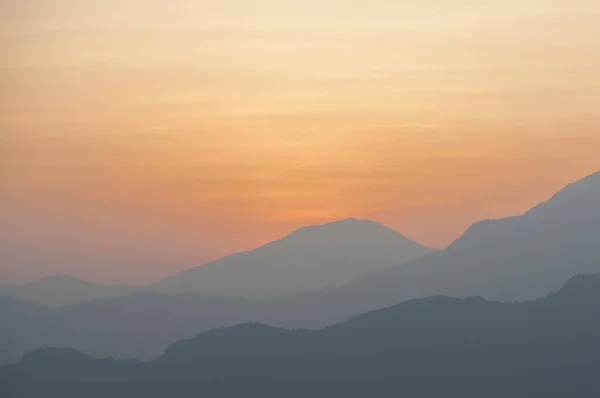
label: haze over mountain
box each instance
[153,218,432,298]
[0,219,430,363]
[1,171,598,365]
[0,296,51,366]
[159,274,600,377]
[4,1,600,395]
[4,274,600,397]
[0,276,140,308]
[0,291,257,363]
[284,170,600,323]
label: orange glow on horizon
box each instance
[1,0,600,284]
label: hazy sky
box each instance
[2,0,600,284]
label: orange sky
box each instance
[1,0,600,284]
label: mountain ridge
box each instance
[5,273,600,392]
[0,276,140,308]
[153,218,432,298]
[341,170,600,302]
[1,171,598,366]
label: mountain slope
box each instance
[5,274,600,394]
[0,296,52,364]
[166,274,600,365]
[2,172,598,365]
[0,276,140,308]
[0,292,265,363]
[153,218,432,298]
[305,171,600,314]
[232,170,600,330]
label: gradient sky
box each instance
[1,0,600,285]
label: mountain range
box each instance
[0,276,139,308]
[4,274,600,397]
[153,217,432,297]
[0,171,599,367]
[295,170,600,319]
[1,219,431,305]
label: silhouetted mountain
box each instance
[294,170,600,319]
[160,273,600,370]
[0,296,52,364]
[0,291,261,363]
[4,274,600,397]
[1,172,598,367]
[153,218,432,297]
[0,276,140,308]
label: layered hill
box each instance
[1,172,599,365]
[294,170,600,321]
[153,218,432,297]
[4,274,600,398]
[0,276,139,308]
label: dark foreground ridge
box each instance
[3,274,600,397]
[2,171,599,366]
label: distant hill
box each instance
[0,291,259,363]
[153,218,432,298]
[0,296,51,364]
[1,171,598,366]
[161,274,600,372]
[0,276,140,308]
[284,170,600,322]
[4,274,600,397]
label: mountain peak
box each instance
[331,217,369,224]
[285,218,406,241]
[295,217,377,229]
[20,347,91,365]
[29,275,97,287]
[154,218,432,298]
[2,276,138,308]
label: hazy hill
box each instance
[287,170,600,321]
[0,291,261,363]
[1,172,598,366]
[0,296,51,364]
[153,218,432,298]
[0,276,140,308]
[4,274,600,398]
[161,274,600,371]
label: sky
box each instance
[1,0,600,285]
